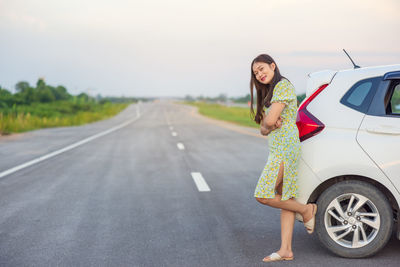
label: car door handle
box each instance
[366,125,400,135]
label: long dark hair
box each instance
[250,54,287,124]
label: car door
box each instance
[357,73,400,191]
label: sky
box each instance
[0,0,399,97]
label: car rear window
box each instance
[340,77,380,114]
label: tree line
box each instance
[0,78,140,109]
[0,79,93,108]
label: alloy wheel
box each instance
[324,193,380,248]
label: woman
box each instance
[250,54,317,262]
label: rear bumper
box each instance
[296,157,321,204]
[294,157,321,222]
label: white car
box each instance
[295,63,400,258]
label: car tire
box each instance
[315,180,393,258]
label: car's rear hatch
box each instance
[305,70,337,98]
[296,70,337,142]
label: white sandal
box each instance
[304,203,317,234]
[263,252,294,262]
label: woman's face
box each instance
[252,62,275,84]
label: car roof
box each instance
[337,64,400,76]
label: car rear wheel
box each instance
[315,180,393,258]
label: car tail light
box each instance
[296,84,328,142]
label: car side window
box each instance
[387,82,400,115]
[347,82,372,106]
[340,77,380,114]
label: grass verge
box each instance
[183,101,258,128]
[0,101,130,135]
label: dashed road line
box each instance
[169,126,174,131]
[177,143,185,150]
[191,172,211,192]
[171,132,177,137]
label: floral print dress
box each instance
[254,79,301,201]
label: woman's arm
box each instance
[260,102,285,135]
[264,102,285,127]
[260,115,282,135]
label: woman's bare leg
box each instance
[262,183,296,261]
[257,194,313,221]
[279,207,295,256]
[258,161,314,261]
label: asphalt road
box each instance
[0,101,399,266]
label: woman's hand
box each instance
[275,116,283,129]
[260,115,283,136]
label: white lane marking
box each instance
[177,143,185,150]
[171,132,177,137]
[0,105,141,179]
[169,126,174,131]
[191,172,211,192]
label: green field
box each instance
[184,102,259,128]
[0,79,136,135]
[0,101,130,135]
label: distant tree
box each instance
[14,81,38,104]
[36,79,45,89]
[38,89,55,102]
[77,92,89,102]
[0,87,12,97]
[52,85,70,100]
[15,81,31,93]
[26,87,39,103]
[36,78,55,102]
[0,87,13,108]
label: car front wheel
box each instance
[315,180,393,258]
